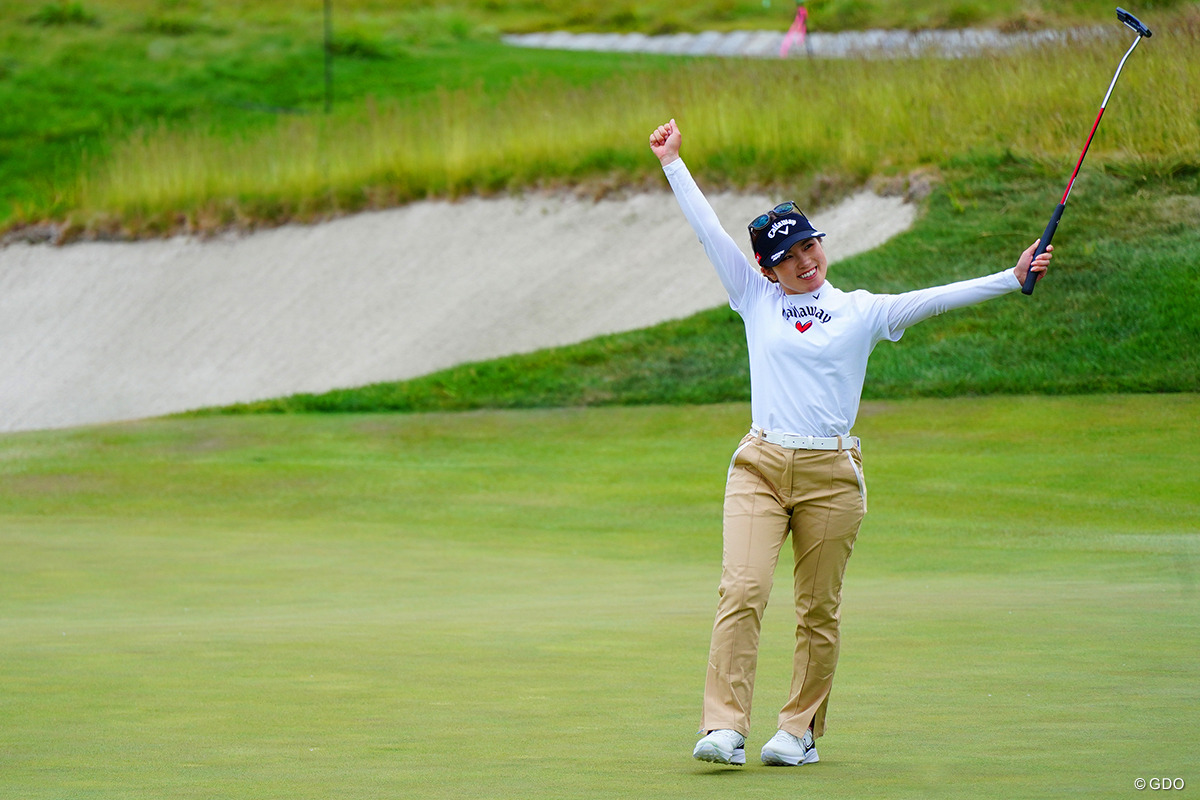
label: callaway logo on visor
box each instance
[767,220,795,239]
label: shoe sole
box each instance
[760,747,819,767]
[693,743,746,766]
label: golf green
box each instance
[2,396,1195,798]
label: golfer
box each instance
[648,119,1051,767]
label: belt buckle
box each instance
[783,433,810,449]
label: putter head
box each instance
[1116,7,1153,38]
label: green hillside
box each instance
[207,158,1200,415]
[3,1,1197,405]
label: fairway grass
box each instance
[2,396,1196,798]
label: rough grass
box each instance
[3,2,1197,235]
[71,15,1200,237]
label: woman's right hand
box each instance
[649,119,681,166]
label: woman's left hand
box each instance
[1014,239,1053,286]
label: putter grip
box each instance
[1022,203,1064,295]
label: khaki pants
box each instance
[700,432,867,740]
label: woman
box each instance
[647,119,1050,768]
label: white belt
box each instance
[751,425,859,451]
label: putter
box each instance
[1022,7,1153,295]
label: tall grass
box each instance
[76,12,1200,235]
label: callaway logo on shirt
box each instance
[782,302,832,334]
[783,304,831,324]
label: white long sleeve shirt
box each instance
[664,159,1021,437]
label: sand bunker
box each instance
[0,189,915,433]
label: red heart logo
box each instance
[795,321,813,333]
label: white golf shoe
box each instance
[692,729,746,765]
[760,728,820,766]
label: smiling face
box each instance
[761,237,828,295]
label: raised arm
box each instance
[649,119,759,308]
[882,240,1054,337]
